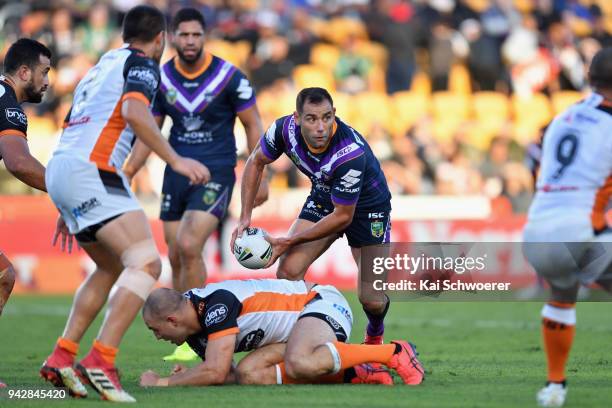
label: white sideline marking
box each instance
[386,316,612,333]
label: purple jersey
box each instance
[153,55,256,167]
[260,115,391,212]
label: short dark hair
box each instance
[3,38,52,74]
[296,87,334,113]
[122,5,166,43]
[143,288,185,319]
[172,8,206,32]
[589,47,612,90]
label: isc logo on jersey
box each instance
[205,303,228,327]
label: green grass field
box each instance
[1,294,611,407]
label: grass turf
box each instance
[1,294,611,407]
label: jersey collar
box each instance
[303,120,338,154]
[174,52,213,80]
[0,75,17,92]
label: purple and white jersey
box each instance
[261,115,391,212]
[153,54,256,167]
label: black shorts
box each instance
[160,165,235,222]
[298,195,392,248]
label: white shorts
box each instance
[46,155,141,235]
[523,220,612,288]
[299,285,353,342]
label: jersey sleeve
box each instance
[201,289,241,341]
[226,69,256,113]
[151,91,166,118]
[259,119,285,161]
[122,52,161,107]
[331,152,366,206]
[0,92,27,139]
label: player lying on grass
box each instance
[139,279,424,387]
[143,342,391,386]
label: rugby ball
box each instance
[233,227,273,269]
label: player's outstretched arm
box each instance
[231,145,274,250]
[264,202,355,268]
[238,105,269,207]
[122,98,210,185]
[0,134,46,191]
[140,334,236,387]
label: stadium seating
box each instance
[511,93,552,130]
[472,91,510,135]
[293,64,336,92]
[448,64,472,95]
[551,91,585,115]
[310,43,341,71]
[351,91,393,134]
[391,91,431,137]
[432,91,472,125]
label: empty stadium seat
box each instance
[511,93,552,129]
[432,91,471,124]
[448,64,472,95]
[390,91,431,136]
[310,43,341,71]
[351,91,392,134]
[292,64,336,91]
[472,91,510,134]
[551,91,584,115]
[410,71,432,95]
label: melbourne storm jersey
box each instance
[0,76,28,161]
[184,279,319,358]
[152,54,256,167]
[260,115,392,212]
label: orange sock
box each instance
[541,302,576,383]
[93,340,118,366]
[327,341,396,372]
[275,362,346,384]
[57,337,79,357]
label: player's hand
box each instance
[230,218,250,253]
[263,235,291,268]
[52,215,76,253]
[140,370,164,387]
[171,157,210,185]
[254,178,269,208]
[171,364,187,375]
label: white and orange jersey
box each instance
[53,46,160,172]
[184,279,324,355]
[526,93,612,239]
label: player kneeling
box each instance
[139,279,424,387]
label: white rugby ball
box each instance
[233,227,273,269]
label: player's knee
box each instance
[167,245,181,271]
[0,264,16,291]
[359,297,387,314]
[143,257,162,280]
[284,354,312,379]
[276,265,303,281]
[176,235,201,261]
[117,240,161,299]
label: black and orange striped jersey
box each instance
[0,76,28,161]
[184,279,319,358]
